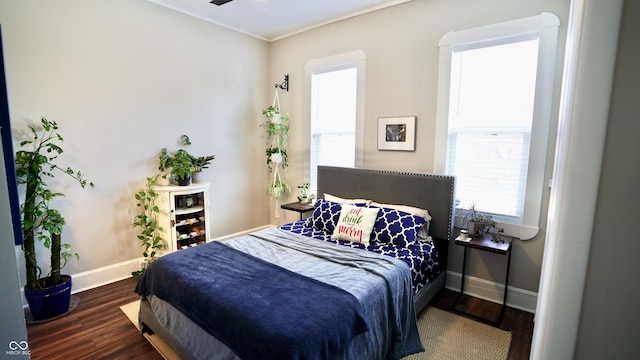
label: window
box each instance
[448,38,538,219]
[434,13,560,239]
[305,51,366,193]
[310,68,357,183]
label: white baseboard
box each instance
[446,270,538,314]
[71,259,141,294]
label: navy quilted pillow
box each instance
[305,199,343,234]
[370,206,427,247]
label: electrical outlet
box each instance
[138,260,147,272]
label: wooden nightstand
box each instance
[280,201,315,220]
[451,231,514,326]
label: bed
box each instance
[135,166,455,360]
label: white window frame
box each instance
[434,13,560,240]
[304,50,366,193]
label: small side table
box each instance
[280,201,315,220]
[451,232,514,326]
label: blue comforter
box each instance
[137,227,424,359]
[135,239,369,360]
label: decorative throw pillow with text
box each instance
[330,204,379,246]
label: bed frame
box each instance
[138,166,455,359]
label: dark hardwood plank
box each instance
[26,278,533,359]
[26,277,162,360]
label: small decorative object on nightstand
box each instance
[280,201,314,220]
[451,231,515,326]
[296,182,315,203]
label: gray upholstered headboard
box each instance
[316,166,456,244]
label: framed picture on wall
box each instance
[377,116,416,151]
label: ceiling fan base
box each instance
[210,0,233,5]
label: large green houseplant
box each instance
[15,117,94,320]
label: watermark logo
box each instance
[6,341,30,356]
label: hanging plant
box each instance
[266,171,291,199]
[265,146,288,171]
[261,92,290,199]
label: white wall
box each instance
[0,0,270,290]
[575,0,640,357]
[269,0,570,294]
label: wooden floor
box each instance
[26,277,534,359]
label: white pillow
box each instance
[324,193,371,205]
[370,201,431,239]
[331,204,379,246]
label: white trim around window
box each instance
[434,13,560,240]
[304,50,366,190]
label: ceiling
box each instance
[147,0,413,42]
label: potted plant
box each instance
[15,117,94,320]
[261,105,290,199]
[170,148,193,186]
[191,154,216,183]
[158,135,215,186]
[296,182,314,203]
[132,174,166,278]
[159,135,193,186]
[262,105,285,124]
[467,204,505,242]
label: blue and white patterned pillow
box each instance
[305,199,343,233]
[370,206,427,247]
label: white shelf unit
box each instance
[154,182,210,253]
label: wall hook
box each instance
[275,74,289,92]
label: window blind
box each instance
[446,39,539,219]
[309,68,357,192]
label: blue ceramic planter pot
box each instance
[25,275,72,321]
